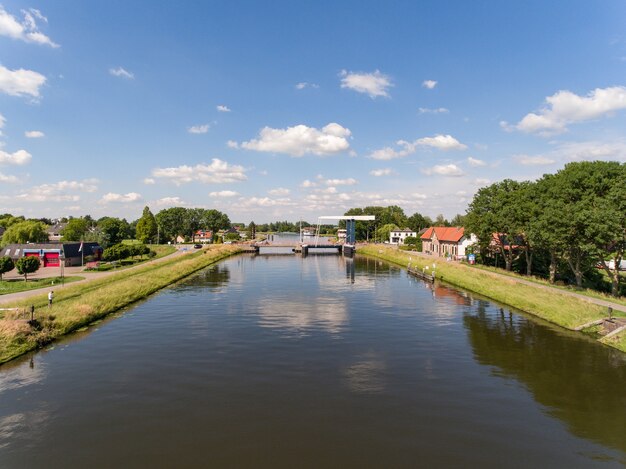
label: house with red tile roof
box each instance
[193,230,213,244]
[421,226,476,259]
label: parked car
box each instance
[608,259,626,271]
[193,244,202,249]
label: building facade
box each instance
[389,229,417,245]
[421,227,476,259]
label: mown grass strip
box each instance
[358,245,626,353]
[0,246,241,364]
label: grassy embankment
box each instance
[0,245,241,364]
[359,245,626,352]
[0,276,84,295]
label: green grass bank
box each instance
[0,245,241,364]
[358,245,626,353]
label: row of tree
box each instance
[465,161,625,296]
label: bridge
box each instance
[243,215,376,256]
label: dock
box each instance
[407,265,435,283]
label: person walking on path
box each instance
[48,290,54,308]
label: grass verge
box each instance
[0,245,241,364]
[358,245,626,353]
[0,276,84,296]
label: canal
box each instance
[1,254,625,467]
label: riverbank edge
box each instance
[0,246,242,365]
[358,245,626,353]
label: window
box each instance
[5,249,10,256]
[15,249,20,256]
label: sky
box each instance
[1,1,625,224]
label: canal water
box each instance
[1,254,625,468]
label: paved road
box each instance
[0,246,196,305]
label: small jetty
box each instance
[407,264,435,283]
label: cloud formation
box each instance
[295,82,319,90]
[268,188,290,196]
[0,6,59,47]
[423,164,464,177]
[505,86,626,135]
[467,157,486,167]
[109,67,134,79]
[514,155,556,166]
[25,130,44,138]
[0,65,46,98]
[370,168,394,176]
[101,192,142,203]
[151,158,247,184]
[418,107,448,114]
[188,124,209,134]
[209,190,239,197]
[216,105,231,112]
[422,80,437,89]
[0,149,31,165]
[370,134,467,160]
[340,70,392,98]
[16,179,98,202]
[237,123,351,157]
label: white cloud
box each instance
[0,171,18,183]
[370,168,394,176]
[100,192,142,204]
[227,140,239,149]
[24,130,44,138]
[0,149,31,165]
[238,123,351,157]
[418,107,448,114]
[474,178,491,185]
[514,155,556,166]
[216,105,231,112]
[324,178,357,186]
[370,134,467,160]
[209,190,239,197]
[0,64,46,98]
[143,178,155,185]
[556,140,626,162]
[235,196,296,209]
[188,124,209,134]
[422,80,437,89]
[268,188,290,196]
[423,164,464,177]
[301,179,317,188]
[295,82,319,90]
[508,86,626,135]
[0,6,59,47]
[109,67,134,79]
[151,158,247,185]
[467,157,486,167]
[16,179,98,202]
[340,70,392,98]
[155,196,186,207]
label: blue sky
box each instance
[1,1,625,223]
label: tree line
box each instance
[465,161,625,297]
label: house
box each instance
[389,229,417,245]
[47,222,67,242]
[0,242,103,267]
[193,230,213,244]
[421,227,476,259]
[337,229,347,240]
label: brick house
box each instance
[421,227,476,259]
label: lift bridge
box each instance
[246,215,375,256]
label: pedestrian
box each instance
[48,290,54,308]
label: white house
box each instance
[389,228,417,245]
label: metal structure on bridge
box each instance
[317,215,376,245]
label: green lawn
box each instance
[0,276,84,296]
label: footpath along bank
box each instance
[0,245,242,364]
[359,244,626,353]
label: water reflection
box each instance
[255,297,348,336]
[343,351,387,394]
[464,301,626,455]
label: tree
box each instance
[61,218,89,241]
[1,220,49,246]
[102,243,132,262]
[202,209,231,235]
[465,180,526,271]
[407,212,432,233]
[136,206,158,244]
[376,223,399,243]
[155,207,188,242]
[0,256,14,280]
[15,256,40,282]
[97,217,131,247]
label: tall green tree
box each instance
[136,206,158,243]
[97,217,131,247]
[15,256,40,282]
[407,212,432,232]
[0,256,14,280]
[1,220,49,246]
[61,218,89,241]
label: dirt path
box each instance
[0,246,195,305]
